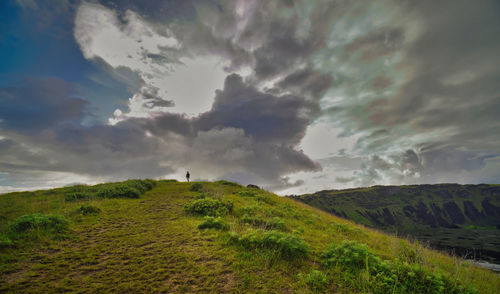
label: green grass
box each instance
[0,180,498,293]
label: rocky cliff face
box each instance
[290,184,500,263]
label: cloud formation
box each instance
[1,0,499,193]
[0,78,88,133]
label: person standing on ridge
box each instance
[186,171,190,182]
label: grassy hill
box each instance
[289,184,500,265]
[1,180,499,293]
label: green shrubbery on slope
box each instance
[0,180,497,293]
[64,179,156,201]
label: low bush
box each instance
[96,185,140,199]
[9,214,69,234]
[65,180,155,201]
[123,179,155,194]
[321,241,382,272]
[230,230,309,259]
[184,198,233,216]
[190,183,203,192]
[370,261,478,294]
[241,214,266,226]
[65,192,89,202]
[320,240,478,294]
[159,179,178,183]
[198,216,228,230]
[7,214,70,241]
[216,180,241,187]
[78,205,101,215]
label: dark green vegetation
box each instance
[63,179,156,201]
[290,184,500,263]
[1,181,499,293]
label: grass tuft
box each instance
[321,240,478,294]
[78,205,101,215]
[64,179,156,201]
[216,180,242,187]
[198,216,229,230]
[189,183,203,192]
[184,198,233,216]
[9,214,69,234]
[230,230,309,260]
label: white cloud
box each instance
[75,2,228,118]
[299,119,360,159]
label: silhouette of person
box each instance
[186,171,190,182]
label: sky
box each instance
[0,0,499,195]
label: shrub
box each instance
[370,261,478,294]
[78,205,101,215]
[217,180,241,187]
[96,185,140,199]
[303,270,329,292]
[321,241,382,272]
[241,214,266,226]
[89,180,155,199]
[190,183,203,192]
[160,179,178,183]
[231,230,310,259]
[184,198,233,216]
[123,179,156,193]
[65,192,89,202]
[9,214,69,234]
[198,216,228,230]
[320,241,478,294]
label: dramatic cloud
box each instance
[1,0,499,193]
[0,74,319,191]
[0,78,88,133]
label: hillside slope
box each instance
[289,184,500,264]
[0,181,498,293]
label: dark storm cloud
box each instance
[239,1,337,82]
[327,0,500,186]
[0,78,89,133]
[197,74,320,144]
[3,0,500,192]
[277,69,334,100]
[0,73,320,190]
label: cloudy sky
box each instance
[1,0,499,194]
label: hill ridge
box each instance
[0,180,498,293]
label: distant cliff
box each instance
[289,184,500,263]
